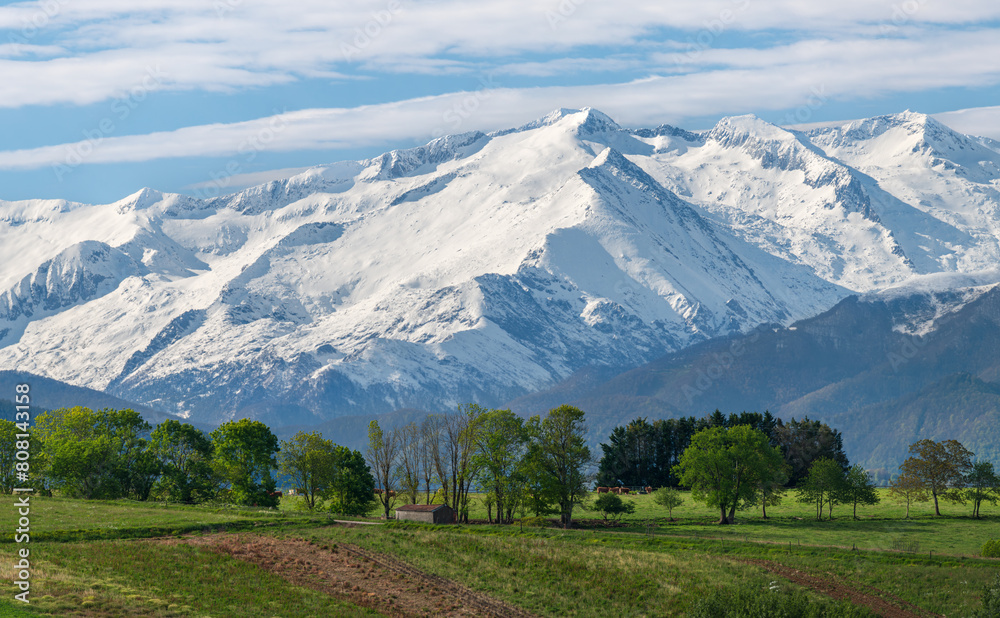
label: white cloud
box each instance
[2,0,1000,108]
[934,106,1000,140]
[5,39,1000,173]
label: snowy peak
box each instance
[708,114,795,146]
[1,108,999,425]
[810,111,1000,178]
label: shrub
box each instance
[686,582,874,617]
[592,493,636,522]
[981,539,1000,558]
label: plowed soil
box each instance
[740,558,942,618]
[157,532,535,618]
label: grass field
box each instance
[346,487,1000,557]
[2,492,997,616]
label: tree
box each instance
[961,461,1000,519]
[150,420,217,504]
[419,415,439,504]
[840,464,880,519]
[651,487,684,520]
[774,417,849,486]
[278,431,334,510]
[593,492,635,522]
[673,425,784,525]
[899,439,973,516]
[796,458,846,520]
[888,471,928,518]
[596,418,657,488]
[0,420,22,494]
[438,405,482,523]
[105,409,158,501]
[750,464,788,519]
[472,408,529,525]
[366,419,400,519]
[33,407,155,500]
[397,422,423,505]
[527,405,592,528]
[211,419,279,507]
[326,445,377,516]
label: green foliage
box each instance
[0,419,23,494]
[899,438,974,516]
[972,575,1000,618]
[686,581,874,617]
[796,458,847,520]
[981,539,1000,558]
[150,419,217,504]
[33,407,155,500]
[962,461,1000,518]
[596,411,777,488]
[472,408,529,524]
[774,417,849,487]
[211,419,280,507]
[326,445,377,516]
[840,464,880,519]
[279,431,335,510]
[651,487,684,518]
[592,492,635,521]
[525,405,592,527]
[674,425,785,524]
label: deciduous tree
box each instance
[888,471,928,519]
[651,487,684,520]
[961,461,999,519]
[278,431,333,510]
[150,420,216,504]
[34,407,155,500]
[899,439,973,516]
[473,408,529,525]
[211,419,279,507]
[840,464,880,519]
[527,405,592,528]
[367,419,400,519]
[796,457,846,520]
[673,425,784,525]
[326,445,376,516]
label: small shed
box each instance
[395,504,455,524]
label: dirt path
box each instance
[157,533,535,618]
[739,558,942,618]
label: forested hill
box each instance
[0,370,182,425]
[508,284,1000,470]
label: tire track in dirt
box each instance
[341,544,535,618]
[739,558,942,618]
[157,533,535,618]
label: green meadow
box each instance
[1,492,997,616]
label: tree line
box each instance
[0,407,375,515]
[596,411,848,489]
[599,412,999,524]
[4,405,995,527]
[366,403,591,527]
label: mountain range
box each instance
[2,107,999,466]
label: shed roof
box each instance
[396,504,449,512]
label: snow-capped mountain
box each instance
[1,108,999,425]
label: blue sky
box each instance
[2,0,1000,204]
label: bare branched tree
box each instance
[366,420,400,519]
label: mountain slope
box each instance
[509,282,1000,468]
[1,108,999,427]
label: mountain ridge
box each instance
[1,108,999,431]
